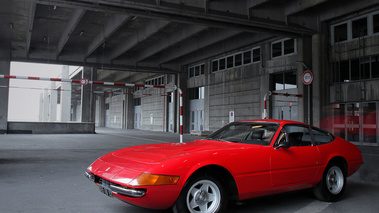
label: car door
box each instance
[270,124,321,187]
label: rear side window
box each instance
[312,128,334,145]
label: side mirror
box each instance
[275,141,290,150]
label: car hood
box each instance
[102,139,247,165]
[90,140,261,184]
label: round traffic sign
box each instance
[302,71,313,85]
[80,78,88,85]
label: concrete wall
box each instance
[140,88,166,131]
[88,10,377,139]
[185,38,311,132]
[328,35,379,103]
[329,36,379,62]
[328,24,379,104]
[209,64,262,131]
[95,95,106,127]
[7,122,95,134]
[105,94,124,129]
[97,74,176,131]
[330,80,379,103]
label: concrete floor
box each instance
[0,128,378,213]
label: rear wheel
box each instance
[313,163,346,202]
[173,174,228,213]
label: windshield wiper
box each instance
[207,138,230,142]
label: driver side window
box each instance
[275,125,312,147]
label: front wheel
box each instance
[173,174,228,213]
[313,163,346,202]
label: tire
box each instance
[173,174,228,213]
[313,163,346,202]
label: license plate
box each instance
[99,185,114,198]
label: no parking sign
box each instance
[229,111,234,123]
[302,71,313,85]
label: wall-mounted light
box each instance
[53,5,57,10]
[79,30,84,36]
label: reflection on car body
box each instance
[207,122,279,145]
[85,119,363,213]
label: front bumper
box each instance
[84,171,146,198]
[84,170,183,209]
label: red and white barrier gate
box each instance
[263,91,303,119]
[0,74,184,143]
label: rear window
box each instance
[312,128,334,145]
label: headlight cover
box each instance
[129,173,180,186]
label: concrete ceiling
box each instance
[1,0,378,74]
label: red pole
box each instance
[178,87,183,143]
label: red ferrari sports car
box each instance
[85,119,363,213]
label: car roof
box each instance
[236,119,308,126]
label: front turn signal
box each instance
[129,173,180,186]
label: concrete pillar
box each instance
[81,67,95,122]
[204,68,210,131]
[297,37,313,124]
[260,43,271,119]
[0,60,10,133]
[96,94,106,127]
[39,93,43,121]
[43,89,49,121]
[60,65,71,122]
[312,34,322,128]
[72,104,77,121]
[124,92,134,129]
[49,81,57,121]
[312,29,329,128]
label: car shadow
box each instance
[108,180,376,213]
[227,189,316,212]
[229,180,377,213]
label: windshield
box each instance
[207,122,279,145]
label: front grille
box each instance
[94,175,147,198]
[97,177,113,188]
[95,176,125,189]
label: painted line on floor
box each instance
[294,201,331,213]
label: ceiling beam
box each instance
[247,0,270,8]
[107,19,171,61]
[96,70,121,82]
[318,0,379,22]
[26,2,36,58]
[112,71,149,82]
[284,0,329,16]
[34,0,315,37]
[85,14,131,58]
[104,0,315,36]
[153,29,241,64]
[179,33,273,66]
[206,0,248,16]
[56,9,86,58]
[133,25,208,63]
